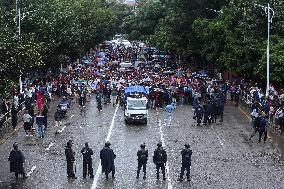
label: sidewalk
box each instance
[239,100,284,159]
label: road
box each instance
[0,96,284,189]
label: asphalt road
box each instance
[0,96,284,189]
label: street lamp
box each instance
[255,3,275,97]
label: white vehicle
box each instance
[124,96,148,124]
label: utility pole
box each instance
[16,0,23,94]
[255,3,275,97]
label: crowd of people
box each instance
[2,39,283,183]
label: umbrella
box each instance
[97,51,105,58]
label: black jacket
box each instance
[8,149,25,174]
[181,148,192,166]
[153,147,167,164]
[81,147,93,163]
[137,149,148,164]
[100,147,116,173]
[65,146,75,162]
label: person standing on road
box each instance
[100,141,116,179]
[35,112,45,138]
[96,93,103,111]
[65,140,76,179]
[259,114,268,143]
[81,142,94,179]
[41,104,48,131]
[136,143,148,180]
[8,143,27,179]
[23,110,32,136]
[249,110,261,140]
[11,105,18,130]
[153,142,167,181]
[177,144,192,182]
[54,109,62,127]
[193,103,203,126]
[165,102,175,121]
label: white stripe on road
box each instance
[58,126,66,133]
[71,114,74,118]
[210,125,225,147]
[45,142,54,151]
[159,119,173,189]
[27,166,36,177]
[91,105,119,189]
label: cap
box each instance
[157,142,162,147]
[140,143,146,148]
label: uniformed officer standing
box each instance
[65,140,76,178]
[153,142,167,180]
[8,143,27,179]
[177,144,192,182]
[136,143,148,180]
[81,142,94,178]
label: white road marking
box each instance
[58,126,66,133]
[91,105,119,189]
[45,142,54,151]
[71,115,74,118]
[159,120,173,189]
[27,166,36,177]
[210,125,224,147]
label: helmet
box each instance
[184,143,190,148]
[140,143,146,148]
[105,141,111,147]
[157,142,162,147]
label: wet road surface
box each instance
[0,97,284,189]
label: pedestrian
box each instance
[8,143,27,179]
[136,143,148,180]
[11,105,18,130]
[35,112,45,138]
[153,142,167,181]
[96,93,102,111]
[165,102,175,121]
[81,142,94,179]
[23,110,32,136]
[54,109,62,127]
[249,110,261,140]
[259,114,268,142]
[65,140,76,178]
[41,104,48,131]
[177,143,192,182]
[193,103,203,126]
[28,103,35,134]
[100,141,116,179]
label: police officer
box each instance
[65,140,76,178]
[136,143,148,179]
[194,103,203,126]
[81,142,94,178]
[153,142,167,180]
[100,141,116,179]
[8,143,27,179]
[177,144,192,182]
